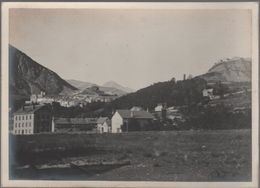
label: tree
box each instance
[213,81,229,99]
[171,77,176,84]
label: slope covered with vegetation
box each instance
[111,78,207,110]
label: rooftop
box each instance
[97,117,109,124]
[54,118,97,125]
[117,109,154,119]
[14,105,47,115]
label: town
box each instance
[5,5,255,183]
[11,100,183,135]
[10,79,251,135]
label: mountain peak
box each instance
[66,79,97,90]
[199,57,251,83]
[102,81,134,93]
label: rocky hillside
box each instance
[9,45,77,98]
[103,81,134,93]
[110,57,251,110]
[66,79,97,90]
[67,79,129,96]
[199,57,251,83]
[80,86,107,96]
[99,86,128,96]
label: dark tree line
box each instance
[180,104,251,130]
[111,78,207,110]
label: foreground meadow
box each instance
[10,129,251,181]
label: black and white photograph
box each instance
[1,2,259,188]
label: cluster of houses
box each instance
[26,85,222,109]
[11,102,184,135]
[14,86,244,135]
[26,88,118,108]
[26,91,54,105]
[71,94,116,104]
[26,92,101,108]
[71,86,118,103]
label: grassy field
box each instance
[10,129,251,181]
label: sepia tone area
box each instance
[8,8,252,181]
[10,130,251,181]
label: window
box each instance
[22,123,24,127]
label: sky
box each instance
[9,8,251,90]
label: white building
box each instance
[97,117,111,133]
[26,91,55,105]
[154,104,163,112]
[111,110,154,133]
[202,88,214,99]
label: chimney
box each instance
[51,116,55,132]
[22,105,25,111]
[183,74,186,81]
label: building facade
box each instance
[52,118,97,132]
[111,110,154,133]
[13,105,52,135]
[111,111,124,133]
[97,117,111,133]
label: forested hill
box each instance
[110,57,251,111]
[111,78,207,110]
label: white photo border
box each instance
[1,2,259,188]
